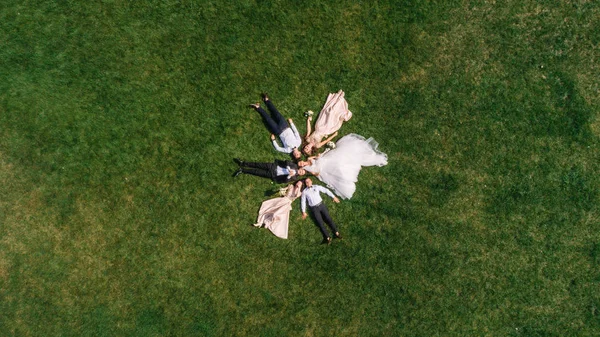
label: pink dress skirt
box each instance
[308,90,353,146]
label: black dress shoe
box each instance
[333,232,343,240]
[232,168,243,178]
[261,92,269,101]
[320,237,332,245]
[233,158,244,166]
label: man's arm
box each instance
[289,120,301,139]
[315,185,337,200]
[271,134,291,153]
[287,168,297,179]
[272,141,292,153]
[300,192,307,215]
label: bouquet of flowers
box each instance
[278,186,290,197]
[326,141,336,149]
[304,110,314,118]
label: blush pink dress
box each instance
[253,185,302,239]
[307,90,353,146]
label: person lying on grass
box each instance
[300,178,342,245]
[248,92,302,160]
[298,134,388,200]
[302,89,352,156]
[232,158,306,184]
[253,180,304,239]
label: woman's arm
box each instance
[306,156,320,165]
[317,131,338,148]
[305,116,313,140]
[294,185,302,198]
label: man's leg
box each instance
[311,205,330,239]
[241,167,271,179]
[242,162,279,180]
[320,204,339,234]
[255,106,282,135]
[242,161,272,170]
[265,100,289,133]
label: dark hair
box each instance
[291,147,302,161]
[302,143,316,156]
[288,179,303,187]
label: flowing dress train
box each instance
[307,90,352,146]
[253,185,302,239]
[304,133,387,199]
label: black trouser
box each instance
[309,203,338,239]
[240,161,277,179]
[256,100,289,135]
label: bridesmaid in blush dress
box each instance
[303,90,353,155]
[253,180,303,239]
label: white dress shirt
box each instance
[301,185,336,213]
[275,165,296,178]
[272,122,302,153]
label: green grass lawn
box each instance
[1,0,600,336]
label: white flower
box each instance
[279,187,289,197]
[304,110,314,118]
[326,141,336,149]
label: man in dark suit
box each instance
[301,178,342,245]
[232,158,305,184]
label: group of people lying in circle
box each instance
[233,91,388,244]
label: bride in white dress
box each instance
[301,134,387,199]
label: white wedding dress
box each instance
[304,134,387,199]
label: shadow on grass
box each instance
[588,243,600,266]
[547,71,593,143]
[493,165,597,215]
[427,171,459,207]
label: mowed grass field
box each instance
[1,0,600,335]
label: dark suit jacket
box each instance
[273,160,299,184]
